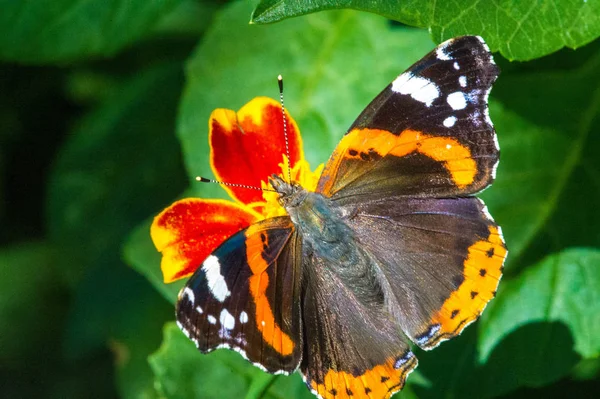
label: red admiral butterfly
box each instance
[161,36,506,399]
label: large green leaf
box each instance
[0,242,63,367]
[414,319,580,398]
[150,322,263,399]
[45,63,188,396]
[0,0,184,63]
[124,217,186,304]
[111,271,174,399]
[480,248,600,362]
[414,249,599,398]
[47,63,187,285]
[488,46,600,269]
[150,322,324,399]
[480,101,568,269]
[252,0,600,61]
[0,241,119,398]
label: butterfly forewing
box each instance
[317,36,500,203]
[176,217,303,374]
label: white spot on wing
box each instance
[394,351,414,369]
[484,86,492,100]
[497,225,505,241]
[491,160,499,180]
[436,42,452,60]
[453,61,460,70]
[447,92,468,110]
[220,309,236,330]
[239,311,248,324]
[416,324,441,346]
[493,133,500,151]
[443,116,457,127]
[485,107,494,127]
[196,306,203,314]
[207,315,217,324]
[477,199,494,221]
[206,337,293,376]
[391,72,440,106]
[477,35,491,52]
[203,255,231,302]
[181,287,195,303]
[459,76,467,87]
[176,320,191,338]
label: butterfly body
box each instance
[167,35,507,399]
[271,175,358,269]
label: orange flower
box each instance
[151,97,323,283]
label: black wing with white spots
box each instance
[317,36,500,202]
[176,217,303,374]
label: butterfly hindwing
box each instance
[300,252,417,399]
[340,195,507,349]
[317,36,499,203]
[176,216,303,373]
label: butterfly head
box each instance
[269,174,307,209]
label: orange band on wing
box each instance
[245,228,295,356]
[310,354,417,399]
[431,225,507,340]
[320,128,476,194]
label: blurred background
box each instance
[1,0,599,398]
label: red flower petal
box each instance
[209,97,303,205]
[150,198,259,283]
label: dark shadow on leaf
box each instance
[413,321,579,399]
[480,321,580,397]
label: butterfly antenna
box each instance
[196,176,277,192]
[278,75,292,183]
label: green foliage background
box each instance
[1,0,599,398]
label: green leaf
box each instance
[47,61,189,395]
[111,273,174,399]
[0,0,184,63]
[415,319,580,398]
[179,1,434,201]
[480,248,600,362]
[124,218,185,304]
[150,322,316,399]
[149,322,260,399]
[0,242,64,367]
[47,62,187,286]
[479,100,570,268]
[486,47,600,268]
[251,0,430,27]
[251,0,600,61]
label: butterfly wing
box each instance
[300,253,417,399]
[176,216,303,373]
[339,195,506,349]
[317,36,499,203]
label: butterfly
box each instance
[175,36,507,399]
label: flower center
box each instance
[247,155,324,219]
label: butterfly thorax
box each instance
[270,174,368,273]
